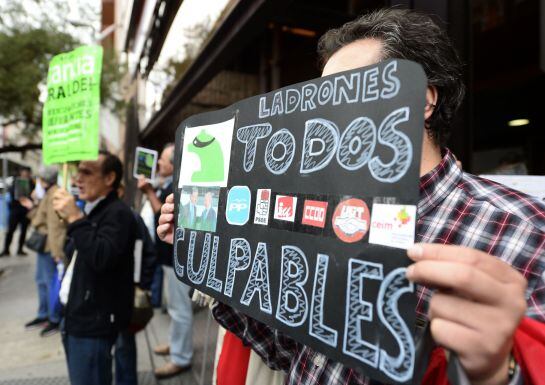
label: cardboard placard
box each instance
[13,178,31,200]
[173,59,426,384]
[42,45,103,165]
[133,146,158,181]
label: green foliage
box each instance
[0,28,76,137]
[0,1,127,142]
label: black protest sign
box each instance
[173,59,427,384]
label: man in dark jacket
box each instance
[53,151,137,385]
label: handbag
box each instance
[128,287,154,333]
[25,231,47,253]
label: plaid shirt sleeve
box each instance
[212,302,299,373]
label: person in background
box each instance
[138,143,193,379]
[1,167,34,257]
[53,151,137,385]
[114,183,157,385]
[22,166,67,336]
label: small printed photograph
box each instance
[133,146,158,181]
[178,186,220,232]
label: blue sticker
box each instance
[226,186,251,226]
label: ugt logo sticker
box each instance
[274,195,297,222]
[332,198,370,243]
[301,200,328,228]
[254,189,271,225]
[226,186,251,226]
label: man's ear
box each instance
[105,171,116,188]
[424,86,438,121]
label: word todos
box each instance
[237,106,413,183]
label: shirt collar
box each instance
[418,148,463,217]
[161,176,173,189]
[84,196,107,215]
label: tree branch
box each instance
[0,143,41,154]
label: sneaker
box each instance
[40,322,60,337]
[0,251,10,257]
[25,317,48,329]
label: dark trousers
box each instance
[114,330,137,385]
[63,332,116,385]
[3,210,29,253]
[150,265,163,307]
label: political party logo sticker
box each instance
[226,186,251,226]
[178,118,235,188]
[301,200,328,228]
[254,189,271,225]
[332,198,370,243]
[274,195,297,222]
[369,204,416,249]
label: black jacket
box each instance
[155,181,173,266]
[64,191,137,337]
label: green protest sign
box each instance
[42,45,103,165]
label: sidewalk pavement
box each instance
[0,240,218,385]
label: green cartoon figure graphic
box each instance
[188,130,224,182]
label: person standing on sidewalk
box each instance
[1,167,33,257]
[138,143,194,379]
[53,151,137,385]
[23,166,67,335]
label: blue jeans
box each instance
[165,266,193,366]
[114,330,137,385]
[35,252,59,322]
[150,265,163,307]
[63,331,116,385]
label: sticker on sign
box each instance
[369,204,416,249]
[254,189,272,225]
[274,195,297,222]
[301,200,328,228]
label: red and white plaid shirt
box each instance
[213,149,545,385]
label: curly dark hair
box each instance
[317,8,465,147]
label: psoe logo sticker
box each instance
[332,198,370,243]
[226,186,251,226]
[274,195,297,222]
[254,189,271,225]
[301,200,328,228]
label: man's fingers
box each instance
[428,292,498,332]
[407,243,524,284]
[406,260,503,303]
[161,202,174,215]
[166,193,174,204]
[158,213,174,225]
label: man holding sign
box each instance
[158,8,545,385]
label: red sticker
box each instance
[302,200,328,228]
[332,198,370,243]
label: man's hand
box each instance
[157,193,174,244]
[137,175,153,194]
[52,188,83,224]
[407,243,527,385]
[19,196,34,210]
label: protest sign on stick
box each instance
[42,45,103,187]
[173,59,427,384]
